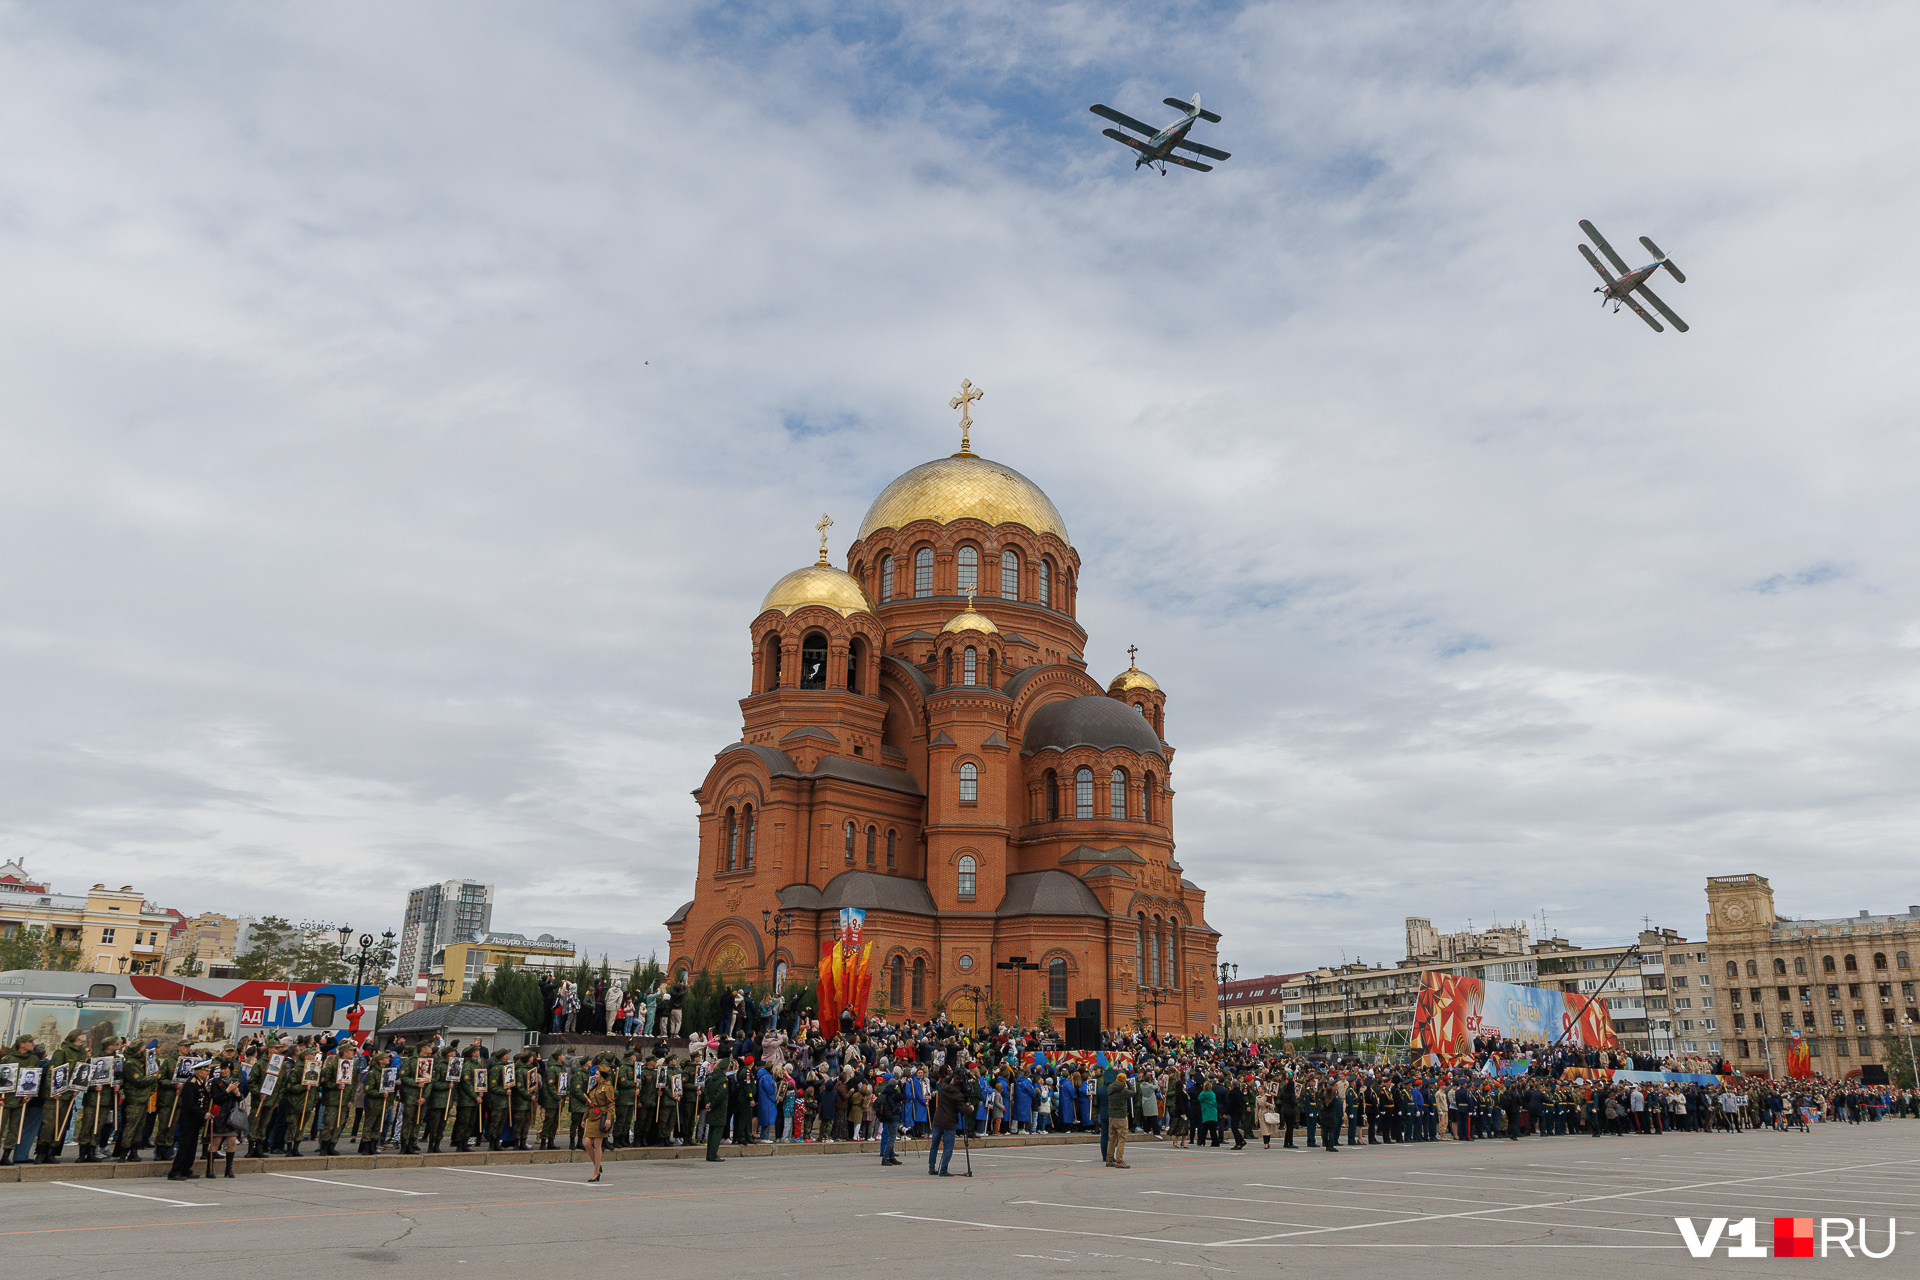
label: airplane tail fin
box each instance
[1174,91,1222,123]
[1639,236,1686,283]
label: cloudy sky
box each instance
[3,1,1917,978]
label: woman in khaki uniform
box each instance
[1254,1081,1279,1149]
[581,1065,616,1182]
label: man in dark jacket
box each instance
[167,1062,212,1181]
[929,1068,966,1176]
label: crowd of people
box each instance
[5,1015,1915,1184]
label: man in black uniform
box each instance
[167,1061,212,1181]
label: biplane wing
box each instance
[1091,104,1157,136]
[1634,283,1689,332]
[1175,139,1231,161]
[1619,293,1665,332]
[1577,243,1616,286]
[1579,219,1634,277]
[1102,128,1153,154]
[1160,152,1214,172]
[1163,97,1222,123]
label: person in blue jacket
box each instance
[907,1068,929,1138]
[1012,1071,1037,1134]
[1056,1073,1078,1132]
[754,1065,778,1143]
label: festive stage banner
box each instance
[1563,1068,1737,1086]
[1411,970,1618,1066]
[1019,1050,1135,1073]
[816,907,873,1032]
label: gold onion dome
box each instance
[1109,665,1161,693]
[940,607,999,635]
[857,454,1071,545]
[759,564,874,618]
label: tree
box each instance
[0,925,82,972]
[467,971,492,1005]
[172,949,202,977]
[685,967,718,1035]
[286,937,351,984]
[1881,1031,1918,1089]
[234,916,297,980]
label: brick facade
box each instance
[665,446,1219,1033]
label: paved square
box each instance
[4,1124,1915,1277]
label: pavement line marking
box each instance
[970,1153,1096,1162]
[440,1168,611,1187]
[1011,1199,1330,1229]
[50,1181,217,1208]
[263,1173,437,1195]
[875,1210,1212,1248]
[1212,1155,1920,1248]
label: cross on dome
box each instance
[949,378,983,457]
[815,512,833,565]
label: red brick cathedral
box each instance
[665,395,1219,1033]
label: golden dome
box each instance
[1109,665,1161,693]
[857,454,1070,545]
[940,608,999,635]
[759,564,875,618]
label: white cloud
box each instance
[1,2,1916,974]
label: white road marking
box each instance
[51,1181,216,1207]
[263,1172,437,1195]
[440,1167,610,1187]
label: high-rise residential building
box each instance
[395,880,494,979]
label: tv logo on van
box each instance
[1674,1218,1897,1259]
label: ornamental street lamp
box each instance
[337,927,394,1031]
[760,908,797,983]
[996,955,1040,1029]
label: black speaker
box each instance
[1075,998,1102,1024]
[1860,1064,1889,1086]
[1064,1018,1099,1050]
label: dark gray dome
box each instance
[1022,695,1164,757]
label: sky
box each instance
[2,1,1918,979]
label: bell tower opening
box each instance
[800,631,828,690]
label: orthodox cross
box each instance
[1127,644,1139,667]
[949,378,983,455]
[965,584,976,610]
[815,512,833,565]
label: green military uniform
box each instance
[566,1058,590,1149]
[613,1054,637,1148]
[506,1053,533,1150]
[483,1056,508,1149]
[407,1048,437,1153]
[636,1055,662,1146]
[316,1046,351,1155]
[357,1052,392,1152]
[115,1041,157,1159]
[423,1050,454,1152]
[678,1058,698,1145]
[451,1050,480,1151]
[34,1032,90,1163]
[702,1066,733,1161]
[2,1038,43,1166]
[287,1051,324,1155]
[537,1052,564,1149]
[153,1047,185,1158]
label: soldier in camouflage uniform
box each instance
[115,1039,158,1161]
[34,1029,90,1164]
[566,1055,591,1150]
[451,1046,481,1152]
[425,1047,455,1154]
[153,1041,184,1160]
[1,1034,43,1166]
[612,1051,637,1148]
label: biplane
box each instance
[1578,219,1689,333]
[1089,93,1231,174]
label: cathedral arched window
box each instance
[1045,770,1059,821]
[1038,558,1051,608]
[1048,957,1067,1009]
[866,825,877,866]
[1063,568,1073,614]
[844,820,856,863]
[848,637,865,695]
[914,546,934,598]
[890,955,904,1008]
[800,631,828,690]
[1150,917,1162,986]
[1134,701,1145,717]
[1001,550,1020,600]
[1168,922,1181,989]
[1075,767,1094,818]
[987,650,997,688]
[912,956,926,1007]
[1110,768,1127,820]
[957,545,977,595]
[963,646,977,686]
[1134,915,1145,988]
[725,807,738,872]
[1143,772,1155,824]
[959,762,978,804]
[743,805,755,870]
[943,649,954,687]
[886,829,897,871]
[763,633,782,692]
[880,554,894,602]
[957,855,976,899]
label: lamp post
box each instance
[960,983,984,1033]
[1902,1014,1916,1090]
[760,908,797,986]
[337,927,394,1030]
[1340,977,1356,1056]
[1218,961,1236,1039]
[996,955,1040,1029]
